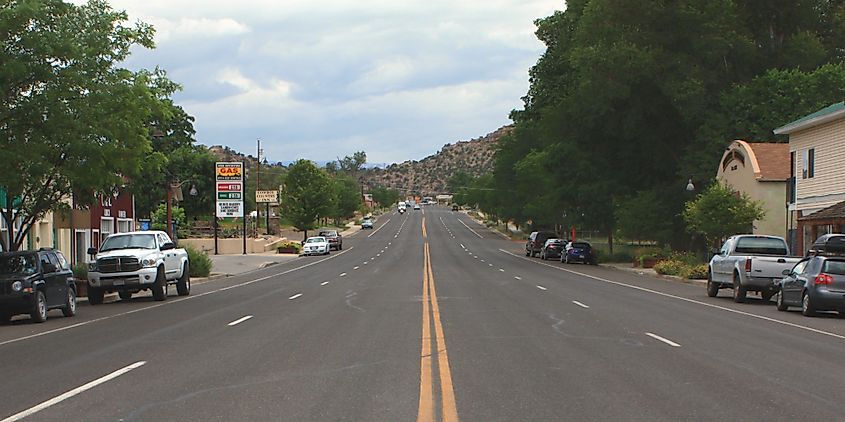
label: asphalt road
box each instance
[2,206,845,421]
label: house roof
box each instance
[745,142,790,181]
[774,102,845,135]
[799,200,845,221]
[721,141,789,182]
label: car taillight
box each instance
[815,273,834,285]
[745,258,752,272]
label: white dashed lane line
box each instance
[321,281,330,286]
[572,301,590,309]
[288,293,303,300]
[499,268,505,272]
[536,285,547,291]
[228,315,253,326]
[353,266,360,270]
[645,332,681,348]
[514,276,522,280]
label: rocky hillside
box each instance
[362,125,513,196]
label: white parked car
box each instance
[302,237,330,256]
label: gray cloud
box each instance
[77,0,562,163]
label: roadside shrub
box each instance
[72,264,87,281]
[654,260,708,279]
[596,250,634,263]
[277,241,302,254]
[184,244,212,277]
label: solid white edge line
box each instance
[498,248,845,342]
[0,247,356,348]
[288,293,303,300]
[457,218,483,238]
[1,361,146,422]
[536,285,547,291]
[572,300,590,309]
[228,315,253,326]
[646,332,682,348]
[367,218,391,238]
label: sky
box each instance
[77,0,563,165]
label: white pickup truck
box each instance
[708,235,802,302]
[87,231,190,304]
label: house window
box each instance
[802,148,815,179]
[117,218,133,233]
[100,217,113,246]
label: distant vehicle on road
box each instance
[318,229,343,250]
[302,237,330,256]
[362,218,374,229]
[525,231,557,257]
[777,253,845,316]
[540,239,566,260]
[562,241,597,265]
[0,249,76,324]
[398,201,407,213]
[87,231,190,304]
[708,235,801,302]
[452,204,459,211]
[413,204,421,210]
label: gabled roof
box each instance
[746,142,790,181]
[799,200,845,221]
[721,141,790,182]
[774,102,845,135]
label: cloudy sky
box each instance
[82,0,563,164]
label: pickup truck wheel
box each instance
[30,290,47,323]
[61,288,77,317]
[732,275,747,303]
[151,269,167,301]
[118,290,133,301]
[776,291,789,311]
[176,263,191,296]
[801,292,817,317]
[88,287,104,305]
[706,274,718,297]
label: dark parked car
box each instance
[0,249,77,324]
[562,241,597,265]
[777,254,845,316]
[540,238,566,260]
[318,229,343,250]
[525,231,557,257]
[452,204,459,211]
[806,233,845,256]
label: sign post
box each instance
[215,162,245,254]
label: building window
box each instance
[802,148,815,179]
[117,219,133,233]
[100,217,113,246]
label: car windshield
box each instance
[734,237,787,255]
[0,254,38,275]
[306,237,326,243]
[99,234,157,252]
[823,260,845,275]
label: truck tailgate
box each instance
[750,256,802,279]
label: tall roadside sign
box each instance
[216,162,244,217]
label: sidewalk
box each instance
[601,262,706,286]
[207,252,299,278]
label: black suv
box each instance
[0,249,77,324]
[525,231,558,257]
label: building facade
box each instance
[716,140,789,238]
[774,102,845,254]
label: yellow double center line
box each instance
[418,217,458,422]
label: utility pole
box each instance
[256,139,261,232]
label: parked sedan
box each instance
[777,255,845,316]
[562,241,597,265]
[540,238,566,260]
[361,218,374,229]
[301,237,330,256]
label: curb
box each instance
[601,264,707,287]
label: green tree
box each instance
[279,160,333,239]
[371,186,400,208]
[329,176,361,222]
[151,203,185,232]
[0,0,174,251]
[683,182,766,248]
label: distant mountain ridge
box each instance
[362,125,513,196]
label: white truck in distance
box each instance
[708,235,802,302]
[87,231,190,304]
